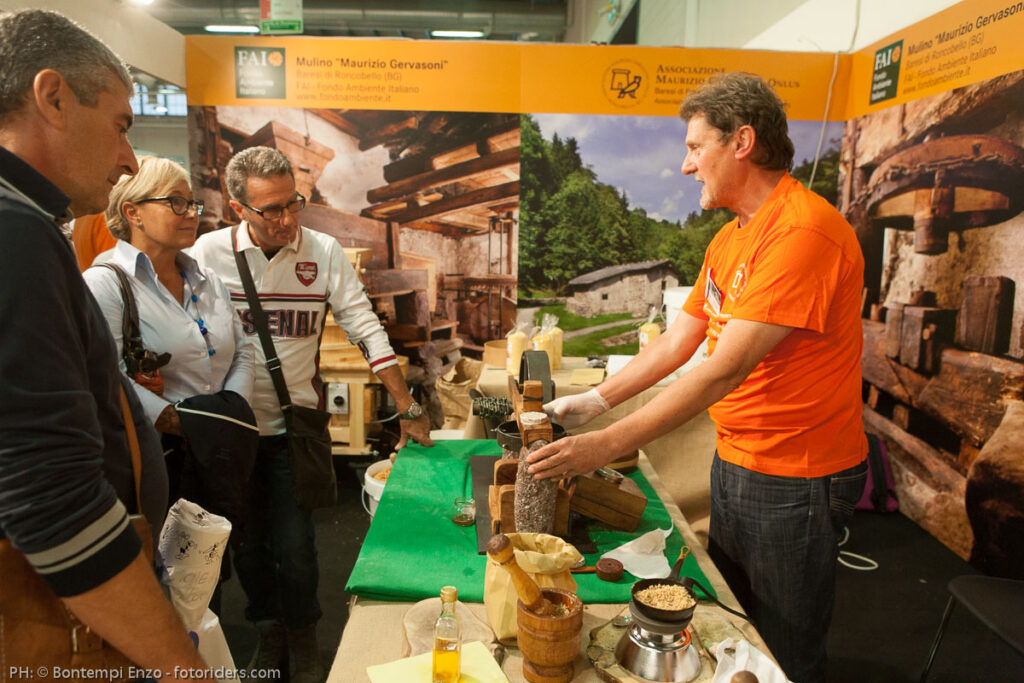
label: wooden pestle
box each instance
[486,533,558,617]
[730,672,759,683]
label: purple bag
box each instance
[857,433,898,512]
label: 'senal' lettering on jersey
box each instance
[239,308,321,337]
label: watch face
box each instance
[404,402,423,419]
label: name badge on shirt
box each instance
[705,267,722,315]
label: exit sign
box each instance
[260,0,303,35]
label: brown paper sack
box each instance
[435,357,483,430]
[483,532,583,643]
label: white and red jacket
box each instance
[191,223,397,435]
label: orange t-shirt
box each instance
[683,174,867,477]
[71,213,116,272]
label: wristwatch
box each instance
[398,401,423,420]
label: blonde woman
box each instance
[84,155,254,452]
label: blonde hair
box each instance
[105,156,191,240]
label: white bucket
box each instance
[362,459,391,518]
[660,286,708,379]
[662,286,693,326]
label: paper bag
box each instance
[483,533,582,642]
[195,608,236,676]
[435,357,483,430]
[158,498,232,630]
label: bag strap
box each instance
[232,227,294,415]
[118,387,145,515]
[866,432,889,512]
[96,263,143,372]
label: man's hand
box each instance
[525,430,619,480]
[543,388,610,430]
[396,414,434,450]
[154,405,182,435]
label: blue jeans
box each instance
[231,435,322,628]
[708,453,867,683]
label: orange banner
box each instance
[846,0,1024,118]
[186,36,522,113]
[518,44,844,120]
[186,0,1021,121]
[186,36,846,120]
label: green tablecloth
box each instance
[346,440,714,603]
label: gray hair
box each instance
[0,9,132,121]
[679,72,794,171]
[105,156,191,241]
[225,146,295,203]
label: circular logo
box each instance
[268,50,284,67]
[602,59,649,108]
[890,45,902,63]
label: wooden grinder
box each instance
[487,534,583,683]
[508,377,560,534]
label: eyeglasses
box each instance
[136,196,205,216]
[239,194,306,221]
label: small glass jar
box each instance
[451,497,476,527]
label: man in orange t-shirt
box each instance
[528,73,867,683]
[70,211,116,271]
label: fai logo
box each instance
[295,262,318,286]
[603,59,649,108]
[235,47,286,99]
[869,40,902,105]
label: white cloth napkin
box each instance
[710,638,793,683]
[599,526,674,579]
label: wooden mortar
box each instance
[486,534,558,617]
[517,587,583,683]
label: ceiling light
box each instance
[430,30,485,39]
[204,24,260,34]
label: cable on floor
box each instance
[838,525,879,571]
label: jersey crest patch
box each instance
[295,262,318,286]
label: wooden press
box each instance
[488,350,647,537]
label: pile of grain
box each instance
[634,584,696,611]
[372,466,391,482]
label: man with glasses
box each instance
[191,146,432,683]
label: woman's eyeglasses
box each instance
[239,194,306,221]
[136,196,205,216]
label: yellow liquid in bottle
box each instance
[432,636,460,683]
[639,322,661,350]
[507,330,528,375]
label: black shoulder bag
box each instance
[232,234,337,510]
[95,263,171,391]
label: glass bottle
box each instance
[432,585,461,683]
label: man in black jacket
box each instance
[0,9,210,674]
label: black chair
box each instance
[919,574,1024,682]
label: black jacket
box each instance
[173,390,258,532]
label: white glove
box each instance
[542,388,610,430]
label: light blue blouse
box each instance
[84,240,255,426]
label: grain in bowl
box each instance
[634,583,696,611]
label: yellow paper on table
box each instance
[569,368,605,386]
[366,640,509,683]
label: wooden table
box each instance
[329,453,771,682]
